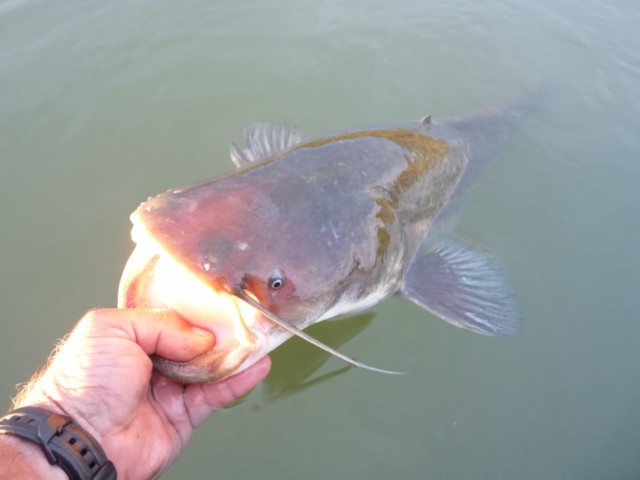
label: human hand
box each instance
[12,308,271,479]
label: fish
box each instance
[118,89,541,384]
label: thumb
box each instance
[77,308,216,361]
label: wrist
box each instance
[14,373,107,449]
[0,407,117,480]
[0,433,68,480]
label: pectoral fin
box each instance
[402,237,521,336]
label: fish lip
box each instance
[118,223,273,382]
[117,226,160,308]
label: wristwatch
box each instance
[0,406,117,479]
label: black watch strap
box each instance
[0,406,117,480]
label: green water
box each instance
[1,0,639,478]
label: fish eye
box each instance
[268,269,286,290]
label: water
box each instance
[1,0,639,478]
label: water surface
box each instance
[1,0,639,478]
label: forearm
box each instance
[0,434,67,480]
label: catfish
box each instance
[118,89,541,383]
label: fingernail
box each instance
[192,326,214,337]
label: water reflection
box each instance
[262,313,376,401]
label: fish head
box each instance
[118,176,347,382]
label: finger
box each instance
[78,308,216,361]
[184,356,272,427]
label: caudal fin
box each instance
[432,84,548,233]
[445,83,548,182]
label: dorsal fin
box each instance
[229,122,308,168]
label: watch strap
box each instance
[0,406,116,479]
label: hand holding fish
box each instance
[1,308,271,479]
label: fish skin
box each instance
[134,123,467,327]
[119,90,539,382]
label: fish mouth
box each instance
[118,224,270,383]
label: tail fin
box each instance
[431,84,548,234]
[445,84,548,183]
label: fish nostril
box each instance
[199,253,224,273]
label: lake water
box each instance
[1,0,639,478]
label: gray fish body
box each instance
[119,90,539,382]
